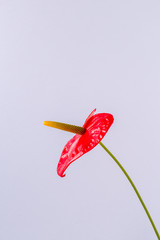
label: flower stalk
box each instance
[99,141,160,240]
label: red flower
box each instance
[44,109,114,177]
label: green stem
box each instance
[99,141,160,240]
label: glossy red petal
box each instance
[57,110,114,177]
[83,108,96,128]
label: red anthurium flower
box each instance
[43,110,160,240]
[44,109,114,177]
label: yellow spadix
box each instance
[43,121,86,135]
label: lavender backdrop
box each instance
[0,0,160,239]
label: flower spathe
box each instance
[43,109,114,177]
[57,109,114,177]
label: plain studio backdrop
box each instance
[0,1,160,240]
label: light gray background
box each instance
[0,1,160,239]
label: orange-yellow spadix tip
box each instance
[43,121,48,126]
